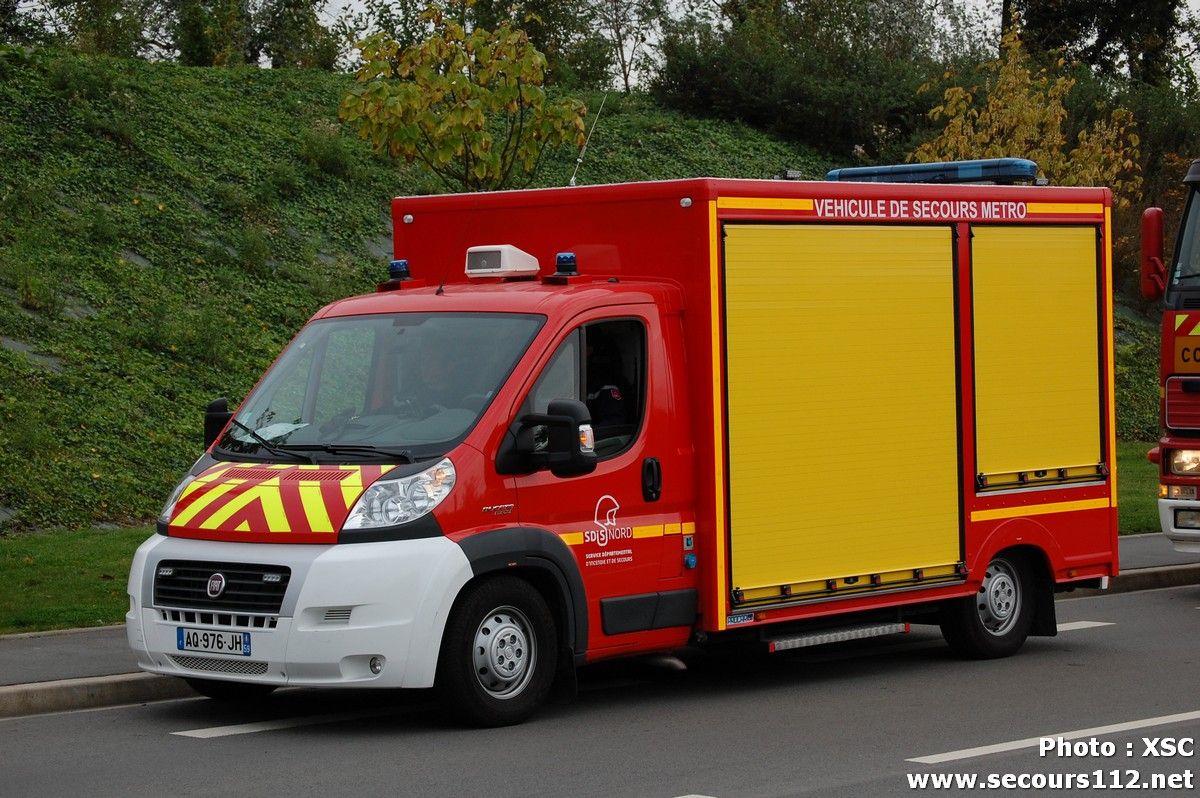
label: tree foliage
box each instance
[339,2,587,191]
[175,0,256,66]
[592,0,664,92]
[1015,0,1196,86]
[257,0,339,69]
[911,23,1142,207]
[652,0,985,158]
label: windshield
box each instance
[1170,188,1200,286]
[215,312,544,462]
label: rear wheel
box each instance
[437,576,557,727]
[940,554,1033,659]
[184,678,276,702]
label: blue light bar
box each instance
[825,158,1040,185]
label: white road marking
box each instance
[1056,621,1113,631]
[908,709,1200,764]
[173,708,393,738]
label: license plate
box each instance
[176,627,251,656]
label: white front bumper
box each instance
[126,534,472,688]
[1158,498,1200,553]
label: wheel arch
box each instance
[454,527,588,663]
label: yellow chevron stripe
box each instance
[199,480,287,531]
[171,481,239,526]
[1176,314,1190,331]
[298,482,334,533]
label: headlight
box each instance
[342,458,456,530]
[158,474,198,525]
[1170,450,1200,475]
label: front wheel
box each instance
[939,554,1033,659]
[436,576,558,727]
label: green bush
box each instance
[299,124,356,179]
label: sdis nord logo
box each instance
[584,495,633,547]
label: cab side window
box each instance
[524,331,580,416]
[585,320,645,457]
[522,320,646,459]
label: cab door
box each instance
[511,306,695,657]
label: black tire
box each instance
[436,576,558,727]
[939,553,1033,659]
[184,677,277,702]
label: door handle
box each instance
[642,457,662,502]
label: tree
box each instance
[910,23,1142,207]
[257,0,338,69]
[174,0,256,66]
[652,0,981,158]
[339,2,587,191]
[592,0,664,92]
[470,0,611,87]
[1015,0,1190,86]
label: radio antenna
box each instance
[569,92,609,187]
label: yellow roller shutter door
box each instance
[971,226,1101,481]
[723,224,961,593]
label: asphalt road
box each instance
[4,585,1199,798]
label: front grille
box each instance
[170,655,269,675]
[1167,377,1200,431]
[159,609,278,629]
[154,560,291,614]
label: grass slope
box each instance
[0,49,828,530]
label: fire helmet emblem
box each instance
[206,573,226,599]
[594,495,620,530]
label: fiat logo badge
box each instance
[206,573,226,599]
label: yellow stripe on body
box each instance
[970,497,1110,523]
[171,480,240,527]
[1176,314,1190,332]
[633,524,664,539]
[710,200,728,630]
[1026,202,1104,215]
[560,532,584,546]
[717,197,814,211]
[1104,207,1118,508]
[664,522,682,536]
[682,522,695,536]
[1190,321,1200,337]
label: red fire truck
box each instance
[128,160,1119,725]
[1141,158,1200,551]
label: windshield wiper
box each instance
[277,444,414,463]
[225,419,314,464]
[1174,273,1200,283]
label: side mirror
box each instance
[516,398,598,478]
[204,397,232,449]
[1141,207,1167,301]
